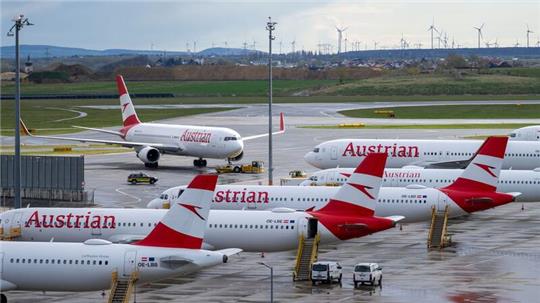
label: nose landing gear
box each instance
[194,158,207,168]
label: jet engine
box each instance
[137,146,160,164]
[228,151,244,162]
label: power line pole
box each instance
[7,14,33,209]
[266,17,276,186]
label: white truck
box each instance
[353,263,383,287]
[311,261,343,285]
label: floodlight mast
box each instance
[266,17,276,185]
[7,14,33,209]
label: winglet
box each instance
[443,136,508,192]
[279,112,285,132]
[19,118,33,136]
[315,153,387,217]
[134,174,218,248]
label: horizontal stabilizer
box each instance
[108,234,144,244]
[216,248,243,257]
[385,215,405,223]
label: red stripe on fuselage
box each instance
[309,212,394,241]
[443,178,496,192]
[316,199,374,217]
[133,222,202,249]
[439,188,514,213]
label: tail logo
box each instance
[179,203,206,221]
[349,183,375,200]
[474,163,497,178]
[121,102,129,113]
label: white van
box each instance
[311,261,342,285]
[353,263,382,287]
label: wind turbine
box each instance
[526,24,534,48]
[514,40,520,47]
[427,18,438,49]
[291,40,296,53]
[473,23,484,48]
[336,26,348,53]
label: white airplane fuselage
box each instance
[125,122,243,159]
[304,139,540,169]
[0,241,226,291]
[300,168,540,202]
[1,208,342,252]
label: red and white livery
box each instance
[1,154,402,252]
[303,136,540,170]
[0,175,240,298]
[147,137,518,223]
[20,75,285,168]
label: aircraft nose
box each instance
[304,152,320,168]
[147,198,164,209]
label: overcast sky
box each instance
[1,0,539,52]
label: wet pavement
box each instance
[2,103,540,302]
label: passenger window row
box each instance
[10,257,109,266]
[209,224,294,230]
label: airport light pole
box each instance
[7,14,33,209]
[258,262,273,303]
[266,17,276,185]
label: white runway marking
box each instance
[45,107,88,122]
[115,187,142,203]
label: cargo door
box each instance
[123,250,137,277]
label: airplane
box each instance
[0,153,403,252]
[19,75,285,168]
[299,167,540,202]
[303,136,540,170]
[145,137,519,223]
[0,175,240,301]
[509,125,540,141]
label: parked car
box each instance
[311,261,342,285]
[127,172,158,185]
[353,263,382,287]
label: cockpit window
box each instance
[509,133,517,138]
[159,194,168,200]
[309,176,318,181]
[313,148,320,153]
[224,136,238,141]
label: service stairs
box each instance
[428,206,451,249]
[108,271,138,303]
[293,233,320,281]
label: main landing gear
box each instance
[144,162,159,168]
[194,158,207,168]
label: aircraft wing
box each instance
[242,113,285,141]
[72,125,123,136]
[409,159,472,169]
[20,119,183,152]
[108,234,145,244]
[0,279,17,291]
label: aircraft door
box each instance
[13,212,23,228]
[331,146,338,160]
[123,250,137,277]
[307,218,318,239]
